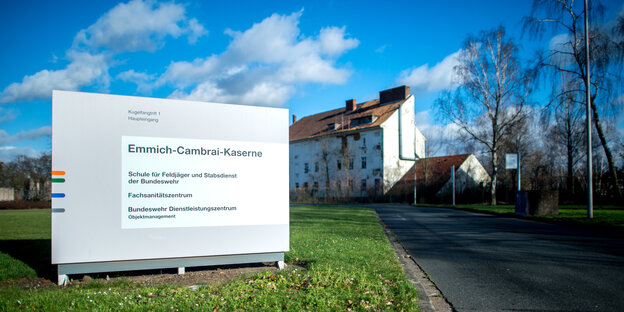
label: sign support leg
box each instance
[58,274,69,286]
[276,261,285,270]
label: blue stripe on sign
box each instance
[51,193,65,198]
[51,208,65,213]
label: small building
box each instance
[0,187,14,201]
[389,154,491,203]
[289,85,426,201]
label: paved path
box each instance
[372,204,624,312]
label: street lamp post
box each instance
[584,0,593,219]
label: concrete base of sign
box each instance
[57,252,284,286]
[58,274,69,286]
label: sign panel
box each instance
[505,153,518,169]
[52,91,288,264]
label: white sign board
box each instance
[505,153,518,169]
[52,91,289,264]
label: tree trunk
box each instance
[491,151,498,205]
[566,136,574,195]
[590,99,622,199]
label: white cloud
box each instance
[0,146,42,163]
[0,0,206,104]
[375,44,388,54]
[0,126,52,146]
[163,11,358,106]
[276,55,352,84]
[0,108,17,123]
[171,80,295,107]
[160,56,221,88]
[1,5,354,108]
[116,69,156,93]
[0,51,109,103]
[0,126,51,162]
[415,109,464,156]
[319,26,360,56]
[416,110,460,140]
[224,11,304,64]
[73,0,205,52]
[547,33,576,67]
[397,50,461,95]
[187,18,208,44]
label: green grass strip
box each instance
[423,203,624,230]
[0,205,419,311]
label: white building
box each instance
[389,153,491,203]
[289,85,426,200]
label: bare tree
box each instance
[0,153,51,200]
[436,26,531,205]
[522,0,624,199]
[547,73,586,194]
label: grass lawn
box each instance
[0,210,51,281]
[0,206,419,311]
[427,203,624,233]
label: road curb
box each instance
[375,211,453,312]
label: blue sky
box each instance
[1,0,623,161]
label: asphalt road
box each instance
[372,204,624,312]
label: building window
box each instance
[337,159,342,170]
[360,179,367,192]
[349,157,354,170]
[373,169,381,176]
[304,163,309,173]
[362,137,366,146]
[314,162,319,172]
[313,181,319,190]
[351,115,377,127]
[295,182,299,188]
[349,179,354,191]
[303,182,308,189]
[375,178,381,192]
[361,157,367,169]
[328,123,341,131]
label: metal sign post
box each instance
[517,152,521,192]
[506,153,521,191]
[584,0,593,219]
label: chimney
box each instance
[379,85,410,104]
[346,99,357,111]
[292,114,297,124]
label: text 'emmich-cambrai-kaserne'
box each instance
[127,144,263,158]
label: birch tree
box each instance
[522,0,624,199]
[436,26,531,205]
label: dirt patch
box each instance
[0,200,50,210]
[3,262,299,289]
[0,277,56,290]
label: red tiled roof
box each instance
[414,154,471,185]
[289,98,406,142]
[390,154,471,194]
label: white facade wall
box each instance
[289,95,426,199]
[290,128,384,197]
[0,187,14,201]
[437,154,491,196]
[380,96,425,193]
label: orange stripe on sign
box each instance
[52,171,66,176]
